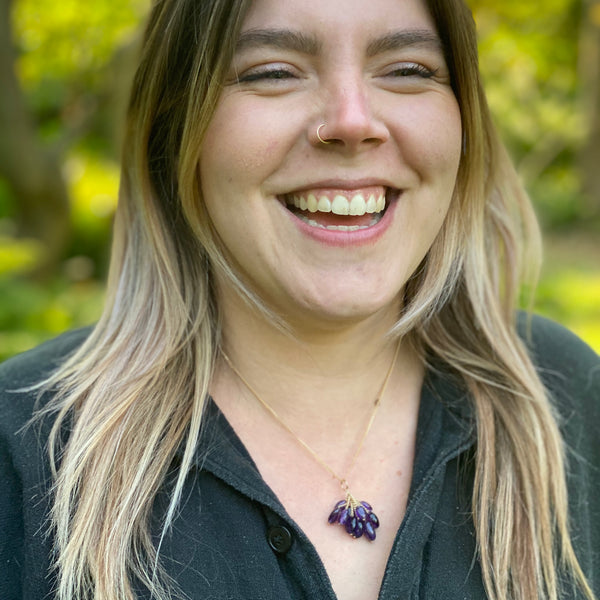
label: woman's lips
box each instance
[281,186,399,231]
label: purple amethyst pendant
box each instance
[327,493,380,541]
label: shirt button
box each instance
[267,525,293,555]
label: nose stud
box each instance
[317,123,332,145]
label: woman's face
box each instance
[200,0,462,327]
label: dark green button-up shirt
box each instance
[1,316,598,599]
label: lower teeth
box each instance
[298,215,382,231]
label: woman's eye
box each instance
[237,68,297,84]
[386,63,439,79]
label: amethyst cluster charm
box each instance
[327,493,380,541]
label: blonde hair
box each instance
[37,1,594,599]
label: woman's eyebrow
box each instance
[366,29,442,57]
[234,27,441,58]
[235,29,321,55]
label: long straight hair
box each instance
[37,1,595,599]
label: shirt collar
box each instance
[182,365,476,512]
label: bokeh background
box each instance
[0,0,599,362]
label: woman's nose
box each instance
[314,77,390,151]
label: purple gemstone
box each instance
[368,512,380,529]
[334,499,346,509]
[365,521,376,541]
[328,507,341,524]
[338,508,349,526]
[353,520,364,538]
[360,501,372,510]
[355,505,367,520]
[345,516,357,535]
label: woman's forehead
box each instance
[239,0,437,37]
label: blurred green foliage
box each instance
[14,0,145,141]
[0,278,105,361]
[0,0,143,360]
[0,0,598,362]
[535,233,600,351]
[472,0,594,227]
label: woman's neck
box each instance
[210,289,423,445]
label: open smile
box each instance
[281,186,401,232]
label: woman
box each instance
[0,0,598,599]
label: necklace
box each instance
[221,341,400,542]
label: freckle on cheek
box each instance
[240,140,280,172]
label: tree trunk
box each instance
[579,0,600,221]
[0,0,71,277]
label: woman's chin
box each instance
[277,289,402,333]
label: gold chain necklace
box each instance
[221,341,400,542]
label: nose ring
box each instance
[317,123,332,145]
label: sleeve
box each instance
[522,314,600,430]
[0,423,24,599]
[0,328,91,600]
[522,314,600,590]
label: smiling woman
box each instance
[200,0,461,330]
[0,1,598,600]
[202,0,460,327]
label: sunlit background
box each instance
[0,0,599,361]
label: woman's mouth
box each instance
[281,186,400,231]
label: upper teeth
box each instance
[289,193,386,216]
